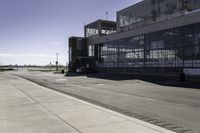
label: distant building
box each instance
[68,0,200,77]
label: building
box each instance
[68,37,87,72]
[69,0,200,77]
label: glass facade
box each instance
[117,0,200,32]
[96,23,200,71]
[85,20,116,37]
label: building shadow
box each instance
[90,73,200,89]
[66,72,200,89]
[65,73,86,77]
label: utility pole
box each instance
[49,62,51,71]
[106,11,108,20]
[56,53,58,71]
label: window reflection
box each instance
[97,23,200,68]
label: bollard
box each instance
[179,72,186,82]
[61,69,65,74]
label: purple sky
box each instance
[0,0,141,65]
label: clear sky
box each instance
[0,0,141,65]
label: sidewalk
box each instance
[0,74,175,133]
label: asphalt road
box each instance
[10,71,200,133]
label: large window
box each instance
[97,23,200,69]
[99,35,144,67]
[88,45,94,57]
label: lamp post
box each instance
[56,53,58,71]
[49,62,51,71]
[106,11,108,20]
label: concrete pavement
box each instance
[13,71,200,133]
[0,73,175,133]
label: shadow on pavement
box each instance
[66,72,200,89]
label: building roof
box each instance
[69,36,84,39]
[85,19,116,28]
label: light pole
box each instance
[56,53,58,71]
[49,62,52,71]
[106,11,108,20]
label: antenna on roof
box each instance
[106,11,108,20]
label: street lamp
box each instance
[56,53,58,71]
[106,11,108,20]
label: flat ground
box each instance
[0,73,175,133]
[8,71,200,133]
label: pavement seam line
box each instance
[0,114,47,122]
[13,74,176,133]
[71,83,196,108]
[7,77,83,133]
[78,120,129,130]
[10,84,127,132]
[59,92,174,133]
